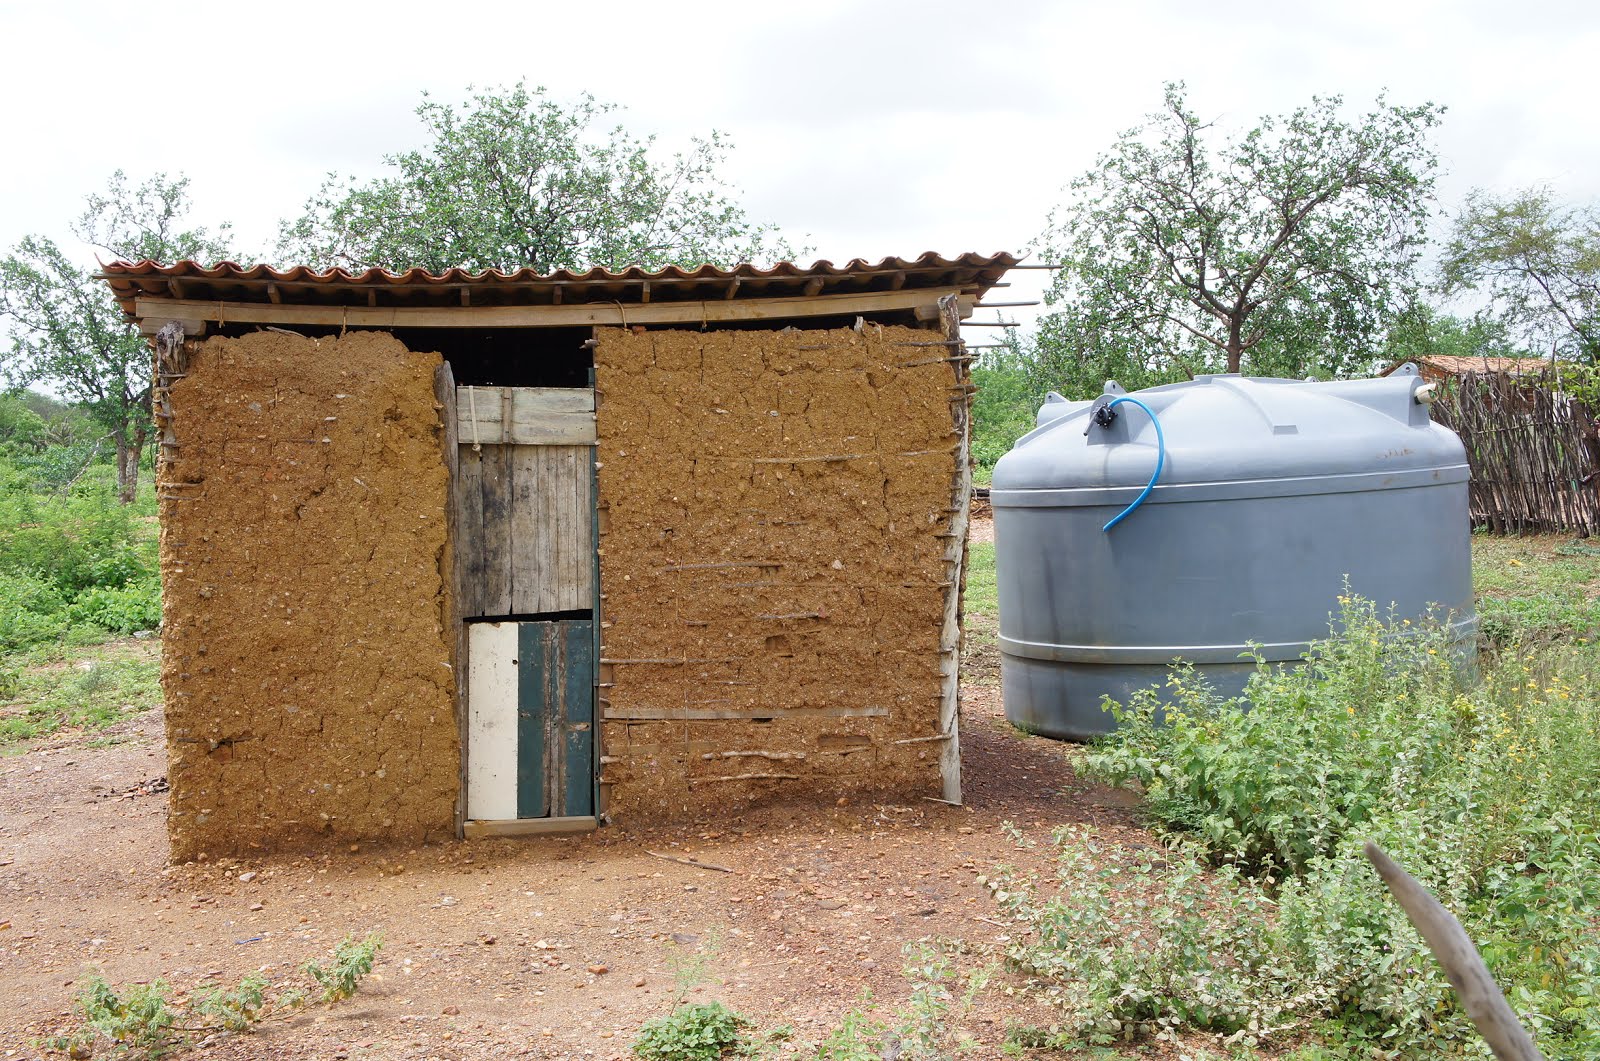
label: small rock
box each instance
[249,902,264,912]
[816,899,846,911]
[237,871,257,883]
[442,1005,460,1016]
[633,976,647,987]
[587,964,609,975]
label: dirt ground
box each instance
[0,517,1166,1060]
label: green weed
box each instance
[813,945,992,1061]
[633,1002,758,1061]
[302,932,383,1003]
[48,934,382,1059]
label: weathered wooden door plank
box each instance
[455,446,485,620]
[549,446,572,613]
[562,619,596,816]
[477,444,514,617]
[509,445,544,615]
[466,622,519,820]
[516,623,548,819]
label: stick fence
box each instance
[1429,371,1600,535]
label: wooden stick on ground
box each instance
[645,851,735,874]
[1364,842,1545,1061]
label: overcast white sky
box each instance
[2,0,1598,336]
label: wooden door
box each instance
[456,386,598,826]
[466,619,594,819]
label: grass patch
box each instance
[962,542,1001,685]
[0,640,160,747]
[1471,532,1600,647]
[965,540,996,619]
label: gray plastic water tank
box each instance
[991,366,1475,741]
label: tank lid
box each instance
[992,367,1469,497]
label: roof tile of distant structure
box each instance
[1385,355,1553,379]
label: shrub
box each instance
[992,597,1600,1055]
[0,569,70,651]
[633,1002,754,1061]
[67,577,161,634]
[971,347,1049,481]
[1086,597,1467,876]
[0,458,159,654]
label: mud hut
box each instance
[100,253,1018,858]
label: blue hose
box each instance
[1099,396,1165,532]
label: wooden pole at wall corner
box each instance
[935,293,968,805]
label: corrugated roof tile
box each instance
[98,252,1020,317]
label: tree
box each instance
[0,172,233,502]
[277,82,797,273]
[1379,303,1525,368]
[1038,84,1443,380]
[1438,187,1600,363]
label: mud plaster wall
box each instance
[594,325,961,820]
[159,331,456,859]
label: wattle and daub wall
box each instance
[158,322,963,856]
[592,325,959,819]
[158,332,456,860]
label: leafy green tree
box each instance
[277,82,797,273]
[970,333,1049,478]
[1038,83,1443,380]
[0,394,47,452]
[1030,304,1193,397]
[1438,186,1600,363]
[1380,303,1527,368]
[0,172,232,502]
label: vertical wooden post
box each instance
[936,294,969,804]
[589,360,605,820]
[151,322,188,488]
[435,361,469,838]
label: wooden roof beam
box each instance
[133,287,974,333]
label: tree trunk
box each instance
[114,429,138,504]
[1226,315,1244,374]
